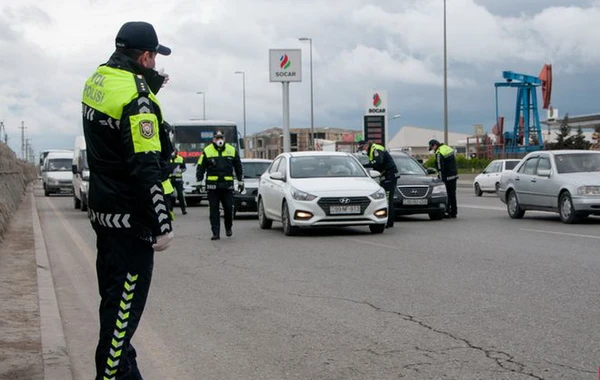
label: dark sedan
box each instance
[355,151,448,220]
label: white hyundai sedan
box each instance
[257,152,389,235]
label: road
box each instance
[36,186,600,380]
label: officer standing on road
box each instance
[428,139,458,218]
[81,21,173,380]
[169,148,187,215]
[196,130,243,240]
[357,140,399,228]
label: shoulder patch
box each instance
[139,120,155,139]
[373,150,380,157]
[134,74,150,95]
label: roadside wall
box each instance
[0,143,37,241]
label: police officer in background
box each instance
[196,130,243,240]
[82,21,173,380]
[169,148,187,215]
[428,139,458,218]
[357,140,399,228]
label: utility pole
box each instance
[0,121,4,144]
[19,121,27,160]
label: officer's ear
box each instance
[139,51,157,69]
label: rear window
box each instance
[505,161,519,170]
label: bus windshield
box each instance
[172,122,239,164]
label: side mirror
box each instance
[238,138,245,150]
[537,169,551,177]
[426,167,437,175]
[270,172,285,181]
[369,170,381,178]
[72,164,78,174]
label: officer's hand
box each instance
[237,181,245,193]
[159,68,170,87]
[153,231,174,252]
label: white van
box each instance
[72,136,89,210]
[42,151,74,196]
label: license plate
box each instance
[403,199,428,205]
[330,205,361,215]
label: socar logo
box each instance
[279,54,291,70]
[373,93,382,107]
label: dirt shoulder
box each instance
[0,189,44,380]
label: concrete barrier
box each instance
[0,143,37,240]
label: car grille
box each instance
[317,196,371,216]
[398,186,429,198]
[59,180,72,185]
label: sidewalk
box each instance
[0,187,73,380]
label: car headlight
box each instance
[432,184,447,195]
[48,178,58,184]
[370,188,386,200]
[290,186,317,201]
[577,186,600,195]
[82,170,90,181]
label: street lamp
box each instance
[234,71,247,152]
[299,37,314,150]
[196,91,206,120]
[443,0,448,145]
[391,114,402,120]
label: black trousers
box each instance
[381,177,397,227]
[170,179,186,213]
[207,189,233,236]
[444,178,458,217]
[95,233,154,380]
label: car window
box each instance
[279,158,288,177]
[290,155,367,178]
[505,160,519,170]
[491,162,501,173]
[392,156,427,175]
[519,158,538,175]
[268,158,282,174]
[243,162,271,178]
[47,158,72,171]
[536,157,551,173]
[555,153,600,173]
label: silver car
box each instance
[497,150,600,223]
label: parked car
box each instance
[42,151,74,196]
[233,158,272,217]
[473,159,521,196]
[257,152,388,235]
[72,136,89,211]
[355,152,448,220]
[497,150,600,223]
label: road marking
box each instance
[460,204,505,211]
[522,228,600,240]
[43,198,188,379]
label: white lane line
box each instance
[460,204,506,211]
[522,228,600,240]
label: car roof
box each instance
[241,158,272,163]
[286,151,352,157]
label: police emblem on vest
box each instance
[139,120,155,139]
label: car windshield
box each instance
[392,155,427,175]
[243,162,271,178]
[554,153,600,174]
[47,158,72,171]
[505,161,519,170]
[290,155,367,178]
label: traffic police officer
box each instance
[169,148,187,215]
[428,139,458,218]
[196,130,243,240]
[358,140,399,228]
[81,21,173,380]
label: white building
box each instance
[387,126,470,157]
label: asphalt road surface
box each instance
[37,187,600,380]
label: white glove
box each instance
[152,231,174,252]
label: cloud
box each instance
[0,0,598,156]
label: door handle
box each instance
[531,179,537,183]
[515,177,520,181]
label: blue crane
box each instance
[495,70,545,154]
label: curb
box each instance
[31,190,74,380]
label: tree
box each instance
[546,114,572,150]
[566,126,592,150]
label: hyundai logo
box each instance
[339,198,351,204]
[411,189,419,194]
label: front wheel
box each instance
[474,183,483,197]
[282,202,298,236]
[507,190,525,219]
[258,198,272,229]
[369,224,385,234]
[559,192,579,224]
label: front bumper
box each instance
[393,185,447,215]
[47,182,73,193]
[572,196,600,214]
[288,196,388,227]
[234,188,259,212]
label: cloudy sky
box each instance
[1,0,599,157]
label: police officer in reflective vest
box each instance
[428,139,458,218]
[81,21,173,380]
[196,130,243,240]
[358,140,399,228]
[169,148,187,215]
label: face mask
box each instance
[215,140,224,147]
[359,150,368,155]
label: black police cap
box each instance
[115,21,171,56]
